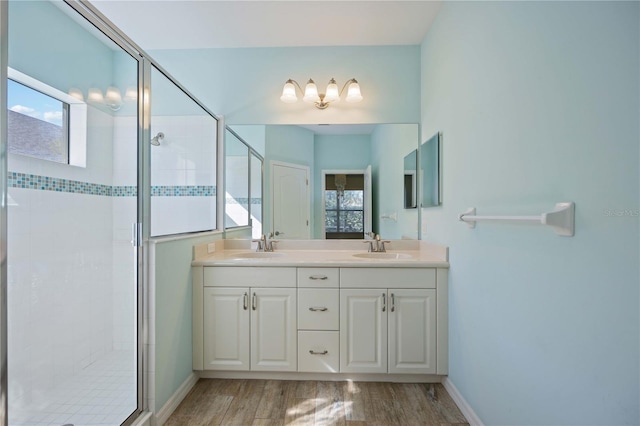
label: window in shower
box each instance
[6,68,88,166]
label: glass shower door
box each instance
[6,1,141,424]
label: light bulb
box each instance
[87,88,104,103]
[68,88,84,101]
[345,80,363,103]
[303,79,320,103]
[105,86,123,111]
[324,78,340,103]
[280,80,297,103]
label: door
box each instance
[272,162,310,239]
[251,288,297,371]
[388,289,437,374]
[340,289,388,373]
[203,288,250,370]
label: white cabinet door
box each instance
[203,287,250,370]
[251,288,297,371]
[340,289,388,373]
[388,289,437,374]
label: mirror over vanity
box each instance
[224,124,442,241]
[420,132,442,208]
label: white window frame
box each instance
[8,67,87,167]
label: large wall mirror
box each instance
[228,123,420,240]
[420,132,442,208]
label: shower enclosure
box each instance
[1,0,220,424]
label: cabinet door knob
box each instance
[309,350,329,355]
[309,307,328,312]
[252,293,257,310]
[309,275,328,280]
[243,292,248,310]
[382,293,386,312]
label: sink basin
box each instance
[352,252,412,260]
[233,252,286,259]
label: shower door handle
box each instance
[131,223,142,247]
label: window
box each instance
[7,68,87,166]
[325,174,365,239]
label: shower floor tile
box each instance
[10,350,136,426]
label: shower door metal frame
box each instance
[1,1,223,424]
[0,0,150,424]
[0,0,9,424]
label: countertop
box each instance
[192,240,449,268]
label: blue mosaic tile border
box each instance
[226,197,263,205]
[151,185,216,197]
[9,172,216,198]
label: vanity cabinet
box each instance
[339,288,436,374]
[195,267,297,372]
[193,263,448,378]
[340,268,438,374]
[203,287,249,370]
[297,267,340,373]
[339,289,388,373]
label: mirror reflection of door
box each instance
[323,171,371,239]
[272,161,310,239]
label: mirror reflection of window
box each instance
[325,174,365,239]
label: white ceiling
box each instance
[91,0,442,50]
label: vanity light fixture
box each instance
[83,86,126,111]
[280,78,363,109]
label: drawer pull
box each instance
[243,292,248,310]
[309,350,329,355]
[252,293,257,310]
[382,293,386,312]
[391,293,395,312]
[309,275,328,280]
[309,307,328,312]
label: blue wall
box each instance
[420,1,639,424]
[9,1,116,107]
[149,45,421,125]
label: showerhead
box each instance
[151,132,164,146]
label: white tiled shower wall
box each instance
[147,115,217,236]
[7,107,127,408]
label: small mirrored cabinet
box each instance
[420,132,442,208]
[403,149,418,209]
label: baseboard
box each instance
[155,372,199,425]
[199,370,443,383]
[131,411,152,426]
[442,377,483,426]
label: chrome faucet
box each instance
[265,232,279,252]
[252,234,266,252]
[363,233,391,252]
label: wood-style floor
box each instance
[165,379,469,425]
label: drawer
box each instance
[204,267,296,287]
[298,331,339,373]
[297,268,339,288]
[340,268,436,289]
[298,289,339,330]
